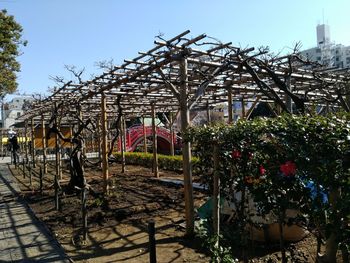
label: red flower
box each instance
[280,161,296,176]
[231,150,241,159]
[259,165,266,175]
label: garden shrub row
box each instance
[185,114,350,263]
[113,151,199,173]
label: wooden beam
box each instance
[101,93,109,193]
[180,58,195,236]
[245,95,262,120]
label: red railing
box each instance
[117,125,180,152]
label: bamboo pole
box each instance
[31,118,36,168]
[143,116,147,153]
[101,93,109,193]
[227,88,233,124]
[151,103,159,177]
[180,58,194,236]
[169,112,175,156]
[41,114,47,174]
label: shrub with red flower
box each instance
[231,150,241,159]
[259,165,266,175]
[280,161,296,176]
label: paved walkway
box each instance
[0,164,71,262]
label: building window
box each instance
[17,112,21,118]
[317,57,321,61]
[316,48,321,53]
[346,57,350,64]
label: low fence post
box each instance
[148,220,157,263]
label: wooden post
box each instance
[169,112,175,156]
[54,107,60,211]
[0,129,3,157]
[227,88,233,124]
[96,118,102,163]
[101,93,109,193]
[241,97,245,119]
[151,103,159,178]
[180,58,195,236]
[22,158,26,178]
[286,76,292,113]
[31,118,36,168]
[19,130,24,153]
[206,102,211,124]
[120,115,126,173]
[25,121,28,163]
[143,116,147,153]
[123,117,127,154]
[41,114,47,174]
[213,142,220,245]
[39,166,43,194]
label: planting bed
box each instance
[9,162,340,262]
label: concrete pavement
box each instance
[0,164,71,263]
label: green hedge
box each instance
[113,152,199,173]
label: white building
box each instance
[300,24,350,69]
[1,96,33,128]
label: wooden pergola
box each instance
[19,30,350,236]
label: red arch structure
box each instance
[118,125,181,154]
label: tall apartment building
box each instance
[300,24,350,69]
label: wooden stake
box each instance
[180,58,194,236]
[151,103,159,177]
[101,93,109,193]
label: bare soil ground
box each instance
[9,161,343,262]
[10,162,209,263]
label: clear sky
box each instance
[1,0,350,98]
